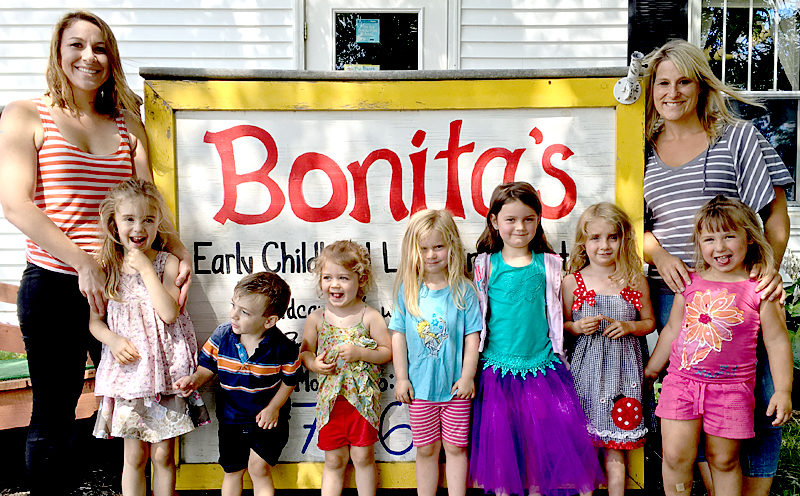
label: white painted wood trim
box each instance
[448,0,461,69]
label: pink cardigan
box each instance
[473,251,565,360]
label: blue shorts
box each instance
[741,352,783,478]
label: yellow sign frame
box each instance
[142,76,646,490]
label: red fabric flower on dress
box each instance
[619,287,643,310]
[611,396,642,431]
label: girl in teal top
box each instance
[469,182,605,496]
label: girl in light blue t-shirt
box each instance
[389,209,481,496]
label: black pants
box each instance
[17,263,96,495]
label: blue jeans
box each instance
[17,263,93,495]
[649,282,782,477]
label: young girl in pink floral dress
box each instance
[299,240,392,496]
[645,195,793,496]
[89,179,207,496]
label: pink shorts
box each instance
[655,373,756,439]
[408,397,471,448]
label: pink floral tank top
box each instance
[668,273,760,383]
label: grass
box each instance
[772,411,800,496]
[0,350,25,360]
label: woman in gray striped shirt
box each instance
[642,40,793,496]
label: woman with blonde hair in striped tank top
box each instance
[0,11,191,495]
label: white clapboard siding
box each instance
[0,2,300,325]
[0,218,24,326]
[0,1,300,105]
[459,0,628,69]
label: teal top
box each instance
[482,251,558,376]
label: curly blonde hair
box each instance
[311,240,374,300]
[566,202,643,287]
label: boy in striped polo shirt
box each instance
[176,272,301,496]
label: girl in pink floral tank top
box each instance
[299,241,392,496]
[645,195,793,496]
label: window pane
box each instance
[730,99,798,201]
[702,1,799,91]
[335,13,418,70]
[751,8,776,91]
[723,6,749,89]
[702,7,724,77]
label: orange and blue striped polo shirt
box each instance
[28,99,133,274]
[199,322,301,424]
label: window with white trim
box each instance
[692,0,799,200]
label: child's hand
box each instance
[173,376,196,397]
[767,391,792,426]
[451,377,475,399]
[601,317,632,339]
[643,364,660,383]
[337,343,362,363]
[309,349,336,375]
[109,334,139,364]
[395,379,414,404]
[256,405,280,429]
[124,248,153,275]
[575,315,604,335]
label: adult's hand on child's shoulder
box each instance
[395,379,414,404]
[751,264,786,303]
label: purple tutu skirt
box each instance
[469,360,606,495]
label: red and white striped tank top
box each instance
[27,98,134,274]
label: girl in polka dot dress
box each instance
[563,203,656,496]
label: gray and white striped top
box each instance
[643,121,793,288]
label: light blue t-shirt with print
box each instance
[389,283,482,402]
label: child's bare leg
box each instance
[248,450,275,496]
[350,445,377,496]
[661,418,702,496]
[698,460,715,496]
[150,438,176,496]
[221,469,245,496]
[742,477,772,496]
[705,435,742,496]
[122,438,149,496]
[442,441,467,496]
[415,440,442,496]
[604,448,627,496]
[321,446,350,496]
